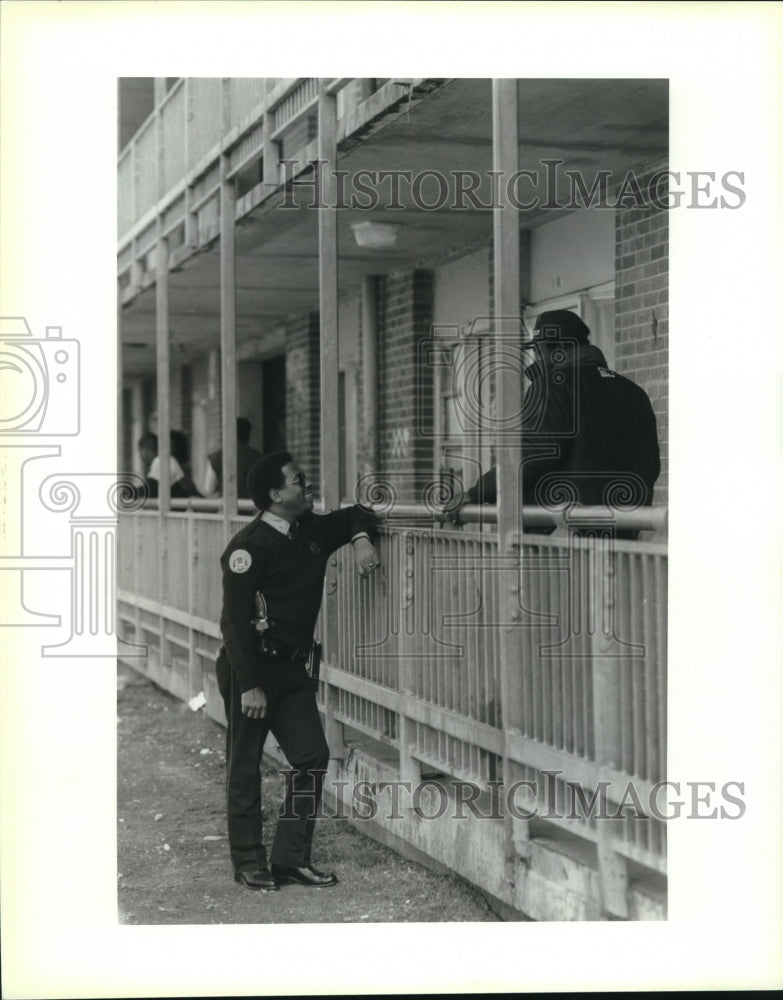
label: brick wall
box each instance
[285,311,321,488]
[614,165,669,505]
[377,269,435,503]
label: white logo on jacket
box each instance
[229,549,252,573]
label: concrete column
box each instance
[492,79,522,554]
[155,229,171,512]
[360,275,380,480]
[492,78,527,886]
[117,290,124,477]
[262,109,280,190]
[155,225,171,668]
[130,380,145,477]
[317,81,344,758]
[153,78,168,104]
[219,154,238,531]
[318,83,339,511]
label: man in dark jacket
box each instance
[204,417,263,499]
[216,451,378,891]
[449,310,660,535]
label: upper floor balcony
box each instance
[118,76,433,277]
[117,77,668,356]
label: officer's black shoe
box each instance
[271,863,338,887]
[234,866,279,891]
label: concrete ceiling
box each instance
[121,77,668,376]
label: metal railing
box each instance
[117,503,668,887]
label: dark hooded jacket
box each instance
[466,343,660,522]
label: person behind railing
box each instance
[169,428,201,497]
[202,417,263,500]
[442,310,660,540]
[137,431,157,479]
[216,450,379,892]
[139,430,201,499]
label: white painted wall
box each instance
[432,247,490,330]
[529,209,615,305]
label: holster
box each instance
[306,641,322,687]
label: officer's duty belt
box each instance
[259,636,311,662]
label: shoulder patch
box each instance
[229,549,252,573]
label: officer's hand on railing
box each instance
[353,537,380,578]
[241,687,267,720]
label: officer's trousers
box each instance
[216,648,330,872]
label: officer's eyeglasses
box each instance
[282,473,308,489]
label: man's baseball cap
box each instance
[525,309,590,346]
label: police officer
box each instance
[216,451,378,890]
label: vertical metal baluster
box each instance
[551,542,563,750]
[642,553,657,790]
[592,538,630,917]
[657,553,668,788]
[628,551,643,787]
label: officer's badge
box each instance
[229,549,252,573]
[309,541,320,555]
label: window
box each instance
[434,336,494,500]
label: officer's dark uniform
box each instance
[216,505,375,875]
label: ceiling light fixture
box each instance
[350,220,400,249]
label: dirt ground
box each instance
[117,663,500,924]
